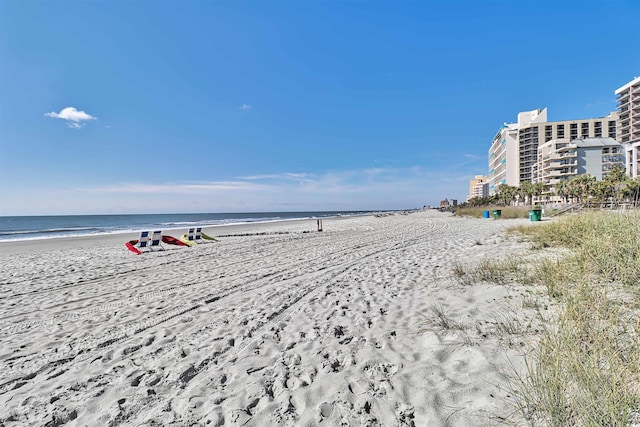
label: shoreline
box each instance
[0,210,539,426]
[0,215,355,256]
[0,211,380,245]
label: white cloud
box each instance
[45,107,97,128]
[88,167,467,207]
[240,104,252,110]
[240,172,311,181]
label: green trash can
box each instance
[492,209,502,219]
[529,209,542,222]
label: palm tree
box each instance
[533,182,548,204]
[598,165,628,205]
[554,179,569,204]
[574,174,596,204]
[518,181,535,206]
[604,164,628,184]
[497,184,516,206]
[565,177,581,204]
[623,178,640,206]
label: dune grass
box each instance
[507,211,640,426]
[452,256,523,286]
[453,206,531,219]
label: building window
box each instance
[570,123,578,139]
[594,121,602,136]
[608,120,617,138]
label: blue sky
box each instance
[1,1,639,215]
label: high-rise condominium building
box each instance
[518,109,618,183]
[487,122,519,195]
[533,137,624,189]
[487,108,619,195]
[615,76,640,178]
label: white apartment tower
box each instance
[487,122,519,195]
[615,76,640,178]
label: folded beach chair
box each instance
[138,231,151,251]
[195,227,218,242]
[126,230,189,254]
[194,227,205,243]
[149,230,165,251]
[126,230,151,254]
[179,228,197,246]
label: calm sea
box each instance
[0,211,374,242]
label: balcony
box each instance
[489,159,502,169]
[548,151,577,161]
[543,161,577,170]
[547,169,577,177]
[546,178,564,185]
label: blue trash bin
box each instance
[483,210,490,218]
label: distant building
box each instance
[439,199,450,209]
[615,76,640,178]
[533,137,625,187]
[468,175,488,200]
[487,108,619,195]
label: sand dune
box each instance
[0,211,540,426]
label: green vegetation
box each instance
[508,211,640,426]
[464,165,640,208]
[432,211,640,425]
[452,256,523,286]
[424,210,640,424]
[453,206,530,219]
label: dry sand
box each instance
[0,210,541,426]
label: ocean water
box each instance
[0,211,374,242]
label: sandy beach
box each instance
[0,210,542,426]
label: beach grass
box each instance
[453,256,524,286]
[428,302,466,331]
[506,211,640,426]
[453,206,531,219]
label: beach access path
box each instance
[0,210,540,426]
